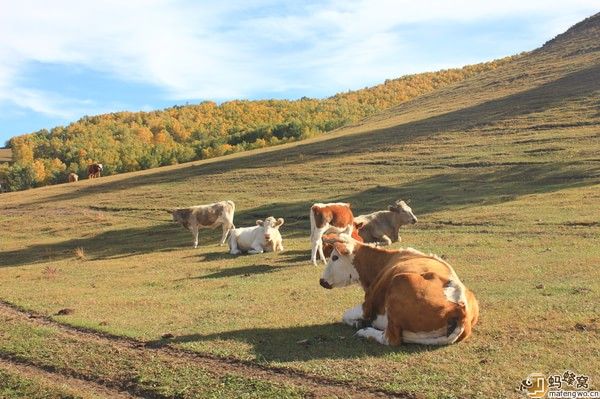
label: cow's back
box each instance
[356,211,395,240]
[387,272,466,336]
[194,204,221,226]
[363,253,458,316]
[312,203,353,228]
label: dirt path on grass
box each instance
[0,300,418,399]
[0,356,139,399]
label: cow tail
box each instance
[228,200,236,229]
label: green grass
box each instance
[1,15,599,398]
[0,368,82,399]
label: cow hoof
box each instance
[230,250,241,255]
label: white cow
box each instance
[228,217,285,255]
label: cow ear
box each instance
[388,205,396,212]
[354,221,364,230]
[256,219,264,226]
[333,242,350,255]
[276,218,284,227]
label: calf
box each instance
[87,163,103,179]
[309,202,354,266]
[67,172,79,183]
[319,234,479,346]
[169,200,235,248]
[228,217,284,254]
[355,199,417,245]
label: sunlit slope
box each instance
[0,13,599,399]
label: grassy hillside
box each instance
[1,13,599,398]
[0,57,514,192]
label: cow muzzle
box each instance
[411,216,418,224]
[319,278,333,289]
[264,234,271,241]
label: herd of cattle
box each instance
[169,200,479,346]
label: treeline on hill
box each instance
[0,56,518,191]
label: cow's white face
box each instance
[97,163,103,171]
[389,200,418,225]
[320,240,359,289]
[256,216,284,241]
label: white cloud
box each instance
[0,0,597,122]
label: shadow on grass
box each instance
[193,264,286,280]
[148,323,437,362]
[0,223,212,268]
[2,161,598,268]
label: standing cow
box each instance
[354,200,417,246]
[228,216,284,255]
[67,172,79,183]
[87,163,103,179]
[169,200,235,248]
[309,202,354,266]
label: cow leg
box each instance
[220,224,230,246]
[378,234,392,246]
[248,246,264,255]
[356,327,389,345]
[229,238,241,255]
[192,226,199,248]
[310,227,327,266]
[342,304,365,328]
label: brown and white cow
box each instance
[67,172,79,183]
[354,199,417,246]
[319,234,479,345]
[309,202,354,266]
[87,163,103,179]
[169,200,235,248]
[321,222,364,259]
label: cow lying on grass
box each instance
[319,234,479,345]
[355,199,417,246]
[169,200,235,248]
[228,216,284,255]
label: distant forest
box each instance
[0,56,517,191]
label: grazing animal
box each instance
[309,202,354,265]
[322,222,364,259]
[87,163,103,179]
[228,216,285,255]
[319,234,479,346]
[67,172,79,183]
[169,200,235,248]
[354,200,417,245]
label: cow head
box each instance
[168,208,190,225]
[97,163,103,171]
[319,234,360,289]
[256,216,284,241]
[389,199,418,225]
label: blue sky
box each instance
[0,1,598,145]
